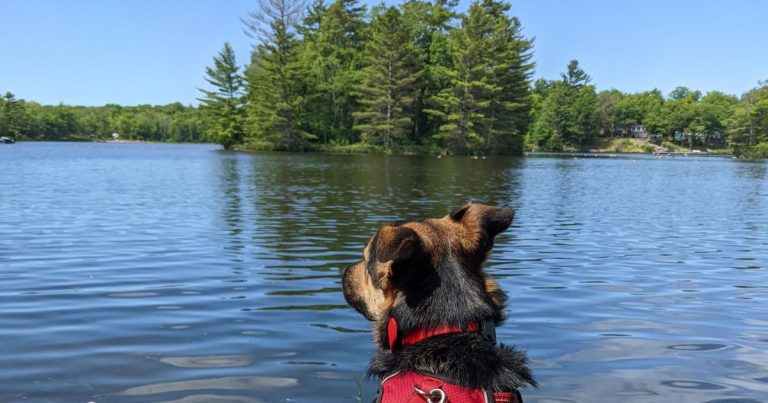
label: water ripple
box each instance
[1,143,767,401]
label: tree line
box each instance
[197,0,768,158]
[200,0,534,155]
[2,0,767,158]
[528,64,768,158]
[0,92,210,143]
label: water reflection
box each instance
[118,376,297,396]
[219,154,246,254]
[157,395,263,403]
[668,343,726,351]
[160,355,251,368]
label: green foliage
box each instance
[527,60,599,149]
[318,139,384,153]
[749,142,768,158]
[299,0,368,144]
[198,42,245,149]
[426,0,533,154]
[399,0,458,143]
[233,0,533,155]
[593,84,758,153]
[0,92,210,142]
[729,84,768,157]
[0,92,28,138]
[353,6,421,150]
[243,0,314,151]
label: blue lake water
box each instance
[1,142,767,402]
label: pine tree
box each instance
[478,0,534,153]
[401,0,458,144]
[424,4,486,154]
[0,92,27,139]
[425,0,533,154]
[243,0,313,150]
[301,0,368,144]
[527,60,599,149]
[353,7,421,150]
[197,42,245,150]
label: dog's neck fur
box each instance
[369,261,536,391]
[368,331,537,392]
[391,259,499,332]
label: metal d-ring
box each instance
[413,385,446,403]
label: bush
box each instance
[391,143,442,155]
[240,139,278,151]
[749,143,768,159]
[318,141,384,154]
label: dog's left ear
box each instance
[450,203,515,239]
[377,226,418,264]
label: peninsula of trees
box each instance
[1,0,767,158]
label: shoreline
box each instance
[6,139,743,158]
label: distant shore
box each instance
[232,137,732,157]
[6,138,737,158]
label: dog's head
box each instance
[342,203,515,348]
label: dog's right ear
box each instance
[448,203,515,251]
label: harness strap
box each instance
[492,390,523,403]
[378,371,524,403]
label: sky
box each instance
[1,0,766,106]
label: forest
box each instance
[1,0,767,158]
[0,95,210,143]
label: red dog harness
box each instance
[377,318,523,403]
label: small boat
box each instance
[0,136,16,144]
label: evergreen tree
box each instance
[401,0,458,144]
[0,92,26,138]
[353,7,421,150]
[198,42,245,149]
[301,0,368,144]
[425,3,493,154]
[527,85,562,150]
[243,0,313,150]
[562,59,591,87]
[298,0,327,40]
[426,0,533,154]
[527,60,599,149]
[478,0,534,153]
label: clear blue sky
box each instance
[1,0,766,106]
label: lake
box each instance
[1,142,767,402]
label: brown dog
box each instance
[342,203,535,402]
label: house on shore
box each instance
[612,123,648,138]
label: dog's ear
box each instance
[371,225,422,292]
[449,204,471,222]
[377,226,418,264]
[450,203,515,240]
[479,205,516,239]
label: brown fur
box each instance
[342,203,536,391]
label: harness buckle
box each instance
[413,385,446,403]
[481,318,497,343]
